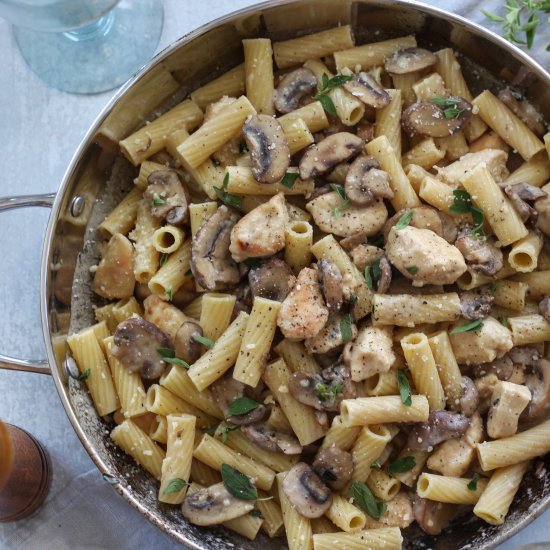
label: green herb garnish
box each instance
[249,509,264,519]
[406,265,419,275]
[395,210,413,229]
[221,464,259,501]
[340,314,353,342]
[281,171,300,189]
[431,96,467,119]
[78,368,91,381]
[152,196,167,207]
[216,423,241,443]
[227,397,259,417]
[348,482,387,520]
[451,319,484,334]
[214,172,243,209]
[499,316,509,328]
[315,382,344,402]
[491,283,498,292]
[397,369,412,406]
[449,189,485,238]
[192,334,215,348]
[160,253,169,266]
[314,73,354,115]
[184,268,192,277]
[388,456,416,474]
[166,286,173,301]
[467,472,481,491]
[157,347,190,368]
[371,460,381,469]
[244,258,262,269]
[330,183,350,218]
[364,265,374,291]
[364,260,382,291]
[163,478,188,495]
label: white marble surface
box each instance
[0,0,548,548]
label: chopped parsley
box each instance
[397,369,412,406]
[213,173,243,209]
[156,347,190,368]
[159,253,169,266]
[152,196,167,207]
[315,382,344,402]
[451,319,484,334]
[449,189,485,238]
[78,368,91,381]
[227,397,259,417]
[281,171,300,189]
[163,478,188,495]
[166,286,173,301]
[406,265,419,275]
[431,96,467,119]
[395,210,413,229]
[340,314,353,342]
[330,183,350,218]
[364,260,382,291]
[467,472,481,491]
[348,482,387,520]
[192,334,215,348]
[314,73,354,116]
[388,456,416,474]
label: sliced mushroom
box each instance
[383,206,444,240]
[282,462,333,518]
[312,447,354,491]
[344,155,393,206]
[385,47,438,75]
[112,317,172,380]
[299,132,363,179]
[408,411,470,451]
[277,267,329,340]
[413,495,457,536]
[459,287,494,320]
[248,257,296,302]
[339,232,369,251]
[317,259,343,313]
[454,226,504,276]
[174,319,204,364]
[472,354,514,380]
[144,169,190,225]
[504,183,546,223]
[274,68,318,114]
[523,358,550,422]
[288,364,355,411]
[535,190,550,236]
[243,114,290,184]
[377,255,392,294]
[92,233,135,300]
[539,296,550,322]
[304,314,358,355]
[343,72,391,108]
[401,98,472,138]
[356,119,375,143]
[497,89,546,136]
[459,376,479,417]
[228,404,268,426]
[242,424,302,454]
[191,205,241,291]
[181,482,254,526]
[211,373,246,411]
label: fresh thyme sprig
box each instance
[482,0,550,52]
[314,73,353,116]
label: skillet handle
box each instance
[0,192,56,375]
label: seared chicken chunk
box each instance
[385,225,467,285]
[343,325,395,382]
[306,193,387,237]
[92,233,135,299]
[277,268,329,340]
[229,193,289,262]
[435,149,509,187]
[487,381,531,439]
[449,316,513,365]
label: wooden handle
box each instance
[0,423,51,522]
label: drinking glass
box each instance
[0,0,163,94]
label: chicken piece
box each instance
[427,412,483,477]
[450,316,513,365]
[454,227,503,276]
[92,233,135,299]
[487,381,531,439]
[304,314,358,354]
[474,374,499,415]
[350,244,384,271]
[385,226,467,286]
[229,193,289,262]
[342,325,395,382]
[277,268,329,340]
[204,96,242,166]
[435,149,509,187]
[363,492,414,529]
[305,193,387,237]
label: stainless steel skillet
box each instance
[1,0,549,548]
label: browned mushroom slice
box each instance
[413,495,457,536]
[228,405,268,426]
[191,205,241,291]
[339,232,369,251]
[174,319,204,364]
[92,233,135,300]
[459,376,479,417]
[299,132,363,179]
[407,411,470,451]
[472,354,514,380]
[459,287,494,320]
[211,373,246,413]
[144,169,190,225]
[356,119,375,143]
[535,190,550,236]
[503,183,546,223]
[523,358,550,421]
[248,257,296,302]
[385,47,437,74]
[242,424,302,454]
[401,98,472,138]
[377,255,392,294]
[181,482,254,526]
[274,68,318,114]
[243,114,290,184]
[540,296,550,322]
[282,463,333,518]
[343,72,391,108]
[112,317,172,380]
[498,89,546,136]
[312,447,354,491]
[454,226,504,276]
[344,155,393,206]
[317,259,343,313]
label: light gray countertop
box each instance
[0,0,548,548]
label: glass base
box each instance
[13,0,163,94]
